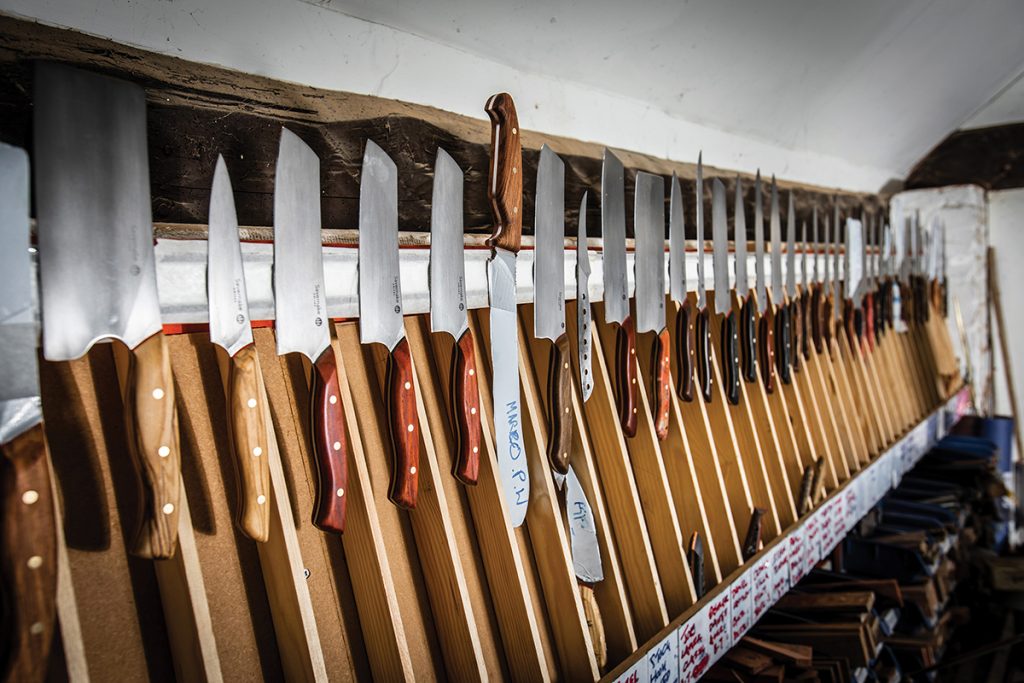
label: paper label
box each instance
[706,591,732,660]
[803,513,822,576]
[787,526,808,585]
[615,658,647,683]
[770,541,791,601]
[844,483,861,533]
[678,610,711,683]
[730,573,753,642]
[646,633,678,683]
[751,554,774,621]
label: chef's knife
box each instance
[770,179,792,386]
[35,63,180,559]
[359,140,420,509]
[712,179,739,405]
[208,156,271,542]
[695,155,713,403]
[669,173,695,402]
[754,172,776,393]
[735,176,757,384]
[274,128,349,533]
[577,193,594,403]
[485,93,529,527]
[534,145,574,473]
[601,149,638,437]
[430,148,481,486]
[1,143,57,683]
[634,171,671,439]
[786,192,802,374]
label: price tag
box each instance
[769,542,790,602]
[803,512,822,576]
[787,525,808,585]
[615,657,647,683]
[750,554,774,621]
[706,591,732,661]
[730,573,753,642]
[844,482,861,532]
[678,609,711,683]
[646,632,678,683]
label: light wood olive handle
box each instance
[386,337,419,509]
[758,306,776,394]
[545,335,574,475]
[227,344,271,542]
[450,330,482,485]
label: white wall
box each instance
[989,189,1024,420]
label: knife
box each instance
[430,148,481,486]
[601,149,638,437]
[35,63,180,559]
[485,93,529,526]
[742,508,766,560]
[688,532,705,600]
[534,145,574,473]
[634,171,671,439]
[735,176,757,385]
[669,173,695,402]
[800,212,812,361]
[577,193,594,404]
[842,217,858,347]
[1,143,57,682]
[754,172,776,393]
[822,209,835,351]
[833,205,843,330]
[786,192,802,374]
[208,156,271,542]
[694,155,713,403]
[711,179,739,405]
[274,128,349,533]
[810,207,824,354]
[360,140,420,509]
[770,179,792,386]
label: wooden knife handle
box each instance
[545,335,574,474]
[484,93,523,253]
[687,532,705,600]
[124,331,181,559]
[675,298,696,402]
[450,330,481,485]
[696,307,713,403]
[615,316,638,438]
[799,294,811,360]
[742,507,766,560]
[790,298,803,372]
[226,344,271,543]
[720,311,740,406]
[797,464,814,515]
[775,303,792,386]
[310,346,348,534]
[651,328,672,441]
[822,295,834,350]
[842,299,857,348]
[740,296,758,384]
[1,423,57,683]
[758,306,776,394]
[810,285,824,354]
[386,337,419,509]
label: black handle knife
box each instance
[721,310,740,405]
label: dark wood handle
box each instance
[758,306,776,394]
[651,328,672,441]
[811,285,824,354]
[842,299,857,349]
[124,332,181,559]
[450,330,481,485]
[720,311,740,406]
[687,532,705,600]
[790,299,803,372]
[310,346,348,534]
[797,464,814,515]
[675,299,696,402]
[799,294,811,361]
[385,338,420,509]
[696,307,713,403]
[740,296,758,384]
[775,304,792,386]
[615,315,638,438]
[810,456,826,506]
[822,295,834,350]
[227,344,271,542]
[545,335,574,474]
[742,508,766,561]
[484,93,523,253]
[1,423,57,683]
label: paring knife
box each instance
[577,193,594,403]
[669,173,695,402]
[274,128,350,534]
[534,145,574,474]
[694,155,713,403]
[430,148,481,486]
[754,172,776,394]
[208,156,271,542]
[634,172,671,440]
[711,179,739,406]
[35,63,180,559]
[1,143,57,683]
[770,179,792,386]
[735,176,757,385]
[485,93,529,527]
[359,140,420,509]
[601,149,638,437]
[786,192,802,374]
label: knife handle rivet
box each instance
[410,466,417,475]
[473,447,479,454]
[329,395,338,405]
[27,556,43,570]
[468,369,475,376]
[152,388,165,400]
[158,446,171,458]
[470,408,477,416]
[512,127,518,135]
[333,441,342,451]
[404,381,412,390]
[30,623,44,636]
[512,166,518,175]
[632,378,636,384]
[564,407,570,414]
[162,503,175,515]
[633,408,638,414]
[407,424,415,432]
[513,206,518,215]
[247,398,258,408]
[21,490,39,505]
[257,495,266,505]
[336,488,345,497]
[563,362,569,370]
[252,447,263,457]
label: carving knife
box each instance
[1,143,57,682]
[634,171,671,439]
[735,176,757,385]
[833,204,842,331]
[359,140,420,509]
[770,179,792,386]
[35,63,180,559]
[485,93,529,527]
[429,148,481,486]
[695,155,713,403]
[786,192,802,374]
[208,156,271,542]
[754,172,776,393]
[863,216,876,351]
[577,192,594,403]
[669,173,695,401]
[274,128,349,533]
[601,149,638,437]
[711,179,739,405]
[534,145,574,473]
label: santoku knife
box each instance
[695,155,713,403]
[735,176,757,384]
[669,173,695,401]
[754,172,776,393]
[577,193,594,403]
[712,179,739,405]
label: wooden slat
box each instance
[49,455,90,683]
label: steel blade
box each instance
[601,149,628,325]
[696,153,706,310]
[734,176,748,294]
[669,173,686,304]
[534,145,566,342]
[811,206,818,284]
[712,179,730,315]
[566,466,603,583]
[770,177,783,304]
[358,141,404,351]
[823,215,832,293]
[34,63,161,361]
[429,148,468,341]
[577,192,594,402]
[833,207,842,318]
[786,192,796,298]
[754,171,767,312]
[208,156,254,357]
[634,172,665,334]
[847,218,864,306]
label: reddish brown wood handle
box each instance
[1,423,57,683]
[864,292,876,352]
[545,335,574,474]
[227,344,271,543]
[310,346,348,534]
[822,294,834,351]
[450,330,481,485]
[759,306,776,394]
[484,93,523,254]
[615,315,638,438]
[386,337,419,509]
[675,299,696,402]
[651,328,672,441]
[811,284,824,354]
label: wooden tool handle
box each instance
[545,335,574,474]
[759,307,776,394]
[843,299,858,348]
[799,294,811,360]
[775,303,792,386]
[696,307,713,403]
[688,532,705,600]
[790,298,803,372]
[811,285,824,354]
[720,311,740,406]
[227,344,271,543]
[484,93,523,253]
[742,508,766,560]
[450,330,481,485]
[310,346,348,534]
[124,331,181,559]
[615,315,638,438]
[651,328,672,440]
[675,298,696,402]
[1,423,57,683]
[822,294,834,350]
[386,338,419,509]
[740,296,758,384]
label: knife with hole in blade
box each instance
[485,93,529,526]
[669,173,695,402]
[786,192,802,374]
[771,179,792,386]
[430,148,481,486]
[359,140,420,509]
[274,128,349,533]
[735,176,757,385]
[208,156,271,542]
[712,179,739,405]
[577,193,594,404]
[634,171,671,439]
[534,145,574,474]
[35,63,180,559]
[1,143,57,683]
[601,149,638,437]
[754,172,776,393]
[695,155,713,403]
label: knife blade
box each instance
[430,148,481,486]
[735,176,757,384]
[688,532,705,599]
[786,192,802,374]
[208,156,271,542]
[577,193,594,404]
[359,140,420,509]
[601,149,638,437]
[534,145,574,474]
[485,93,529,527]
[712,179,739,405]
[1,143,57,682]
[634,171,671,439]
[695,155,713,403]
[754,172,776,393]
[771,180,792,386]
[34,63,180,559]
[274,127,349,534]
[669,173,695,402]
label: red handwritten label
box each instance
[614,660,645,683]
[770,542,790,601]
[787,527,807,585]
[844,484,860,533]
[751,555,773,621]
[706,592,732,659]
[730,575,753,641]
[678,611,710,683]
[803,513,821,576]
